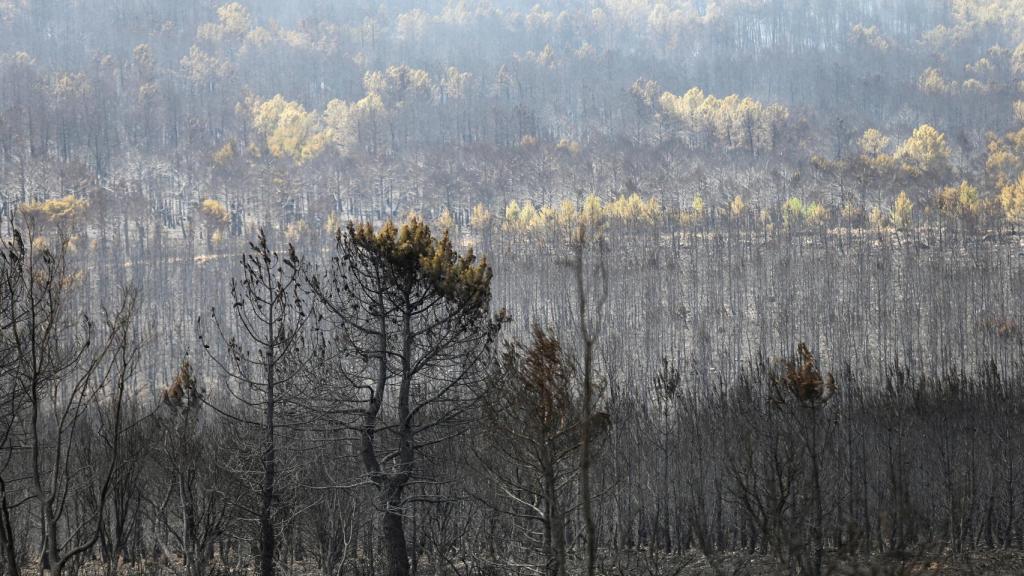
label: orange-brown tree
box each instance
[479,327,579,576]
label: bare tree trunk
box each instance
[40,491,61,575]
[543,456,567,576]
[573,222,607,576]
[809,409,824,576]
[382,483,410,576]
[260,361,276,576]
[0,478,18,576]
[580,340,596,576]
[382,310,415,576]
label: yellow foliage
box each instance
[936,181,980,218]
[556,138,581,155]
[999,174,1024,223]
[803,202,828,226]
[10,51,34,67]
[892,192,913,228]
[199,198,230,225]
[859,129,891,157]
[212,141,235,164]
[470,204,492,231]
[351,92,385,129]
[180,45,229,84]
[198,2,251,42]
[0,1,22,23]
[858,129,896,174]
[957,182,980,215]
[443,67,472,99]
[21,195,89,224]
[730,195,746,218]
[363,65,432,106]
[850,24,890,51]
[277,29,311,50]
[251,95,329,162]
[967,57,995,79]
[504,200,521,225]
[285,220,307,242]
[962,78,988,94]
[351,216,491,305]
[678,196,706,226]
[576,42,596,60]
[869,207,886,229]
[631,79,661,108]
[897,124,951,177]
[643,196,663,221]
[556,200,577,227]
[919,67,955,95]
[53,72,92,101]
[325,213,342,234]
[537,206,556,228]
[659,87,787,151]
[244,27,274,49]
[691,195,705,215]
[436,208,455,232]
[517,201,538,230]
[782,197,804,227]
[499,193,662,234]
[986,129,1024,187]
[779,197,827,227]
[580,194,604,225]
[217,2,250,33]
[605,194,662,223]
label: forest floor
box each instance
[632,549,1024,575]
[26,549,1024,576]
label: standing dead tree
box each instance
[0,230,28,576]
[198,230,312,576]
[572,219,608,576]
[727,344,838,576]
[770,343,838,576]
[153,358,241,576]
[1,224,142,576]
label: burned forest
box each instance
[1,1,1024,575]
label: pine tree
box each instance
[311,216,501,576]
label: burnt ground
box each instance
[606,549,1024,576]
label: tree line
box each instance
[6,0,1024,243]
